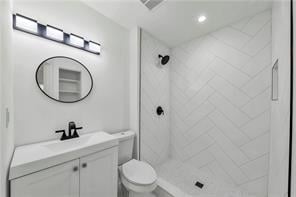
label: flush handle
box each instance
[82,163,87,168]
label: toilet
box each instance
[113,131,157,196]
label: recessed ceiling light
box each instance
[197,15,207,23]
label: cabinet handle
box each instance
[73,166,79,172]
[82,163,87,168]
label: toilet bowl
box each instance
[119,159,157,193]
[112,131,158,195]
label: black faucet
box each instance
[55,121,83,141]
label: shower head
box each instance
[158,54,170,65]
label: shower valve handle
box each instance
[156,106,164,116]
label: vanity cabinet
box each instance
[11,147,118,197]
[80,147,118,197]
[11,159,80,197]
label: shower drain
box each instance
[195,181,204,189]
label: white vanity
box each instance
[9,132,119,197]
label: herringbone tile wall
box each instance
[170,10,271,197]
[140,31,171,166]
[140,10,272,197]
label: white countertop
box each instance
[9,131,118,180]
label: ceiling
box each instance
[83,0,272,47]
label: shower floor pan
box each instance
[154,159,253,197]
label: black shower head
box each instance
[158,54,170,65]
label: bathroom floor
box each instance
[155,159,252,197]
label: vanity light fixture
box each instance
[13,13,101,55]
[15,14,38,34]
[46,25,64,41]
[69,34,84,48]
[88,41,101,54]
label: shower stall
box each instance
[139,2,291,197]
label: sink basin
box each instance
[45,135,91,152]
[9,131,118,180]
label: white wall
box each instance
[170,10,271,197]
[269,1,291,197]
[293,1,296,196]
[0,5,2,196]
[0,0,15,196]
[13,1,130,146]
[129,27,141,159]
[140,31,170,166]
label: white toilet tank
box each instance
[113,130,135,165]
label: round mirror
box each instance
[36,56,93,103]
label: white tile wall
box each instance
[140,10,271,197]
[242,66,271,98]
[208,128,249,166]
[170,10,271,197]
[241,110,270,139]
[269,2,291,197]
[241,133,270,159]
[242,22,271,56]
[208,110,249,146]
[208,76,250,107]
[140,31,170,166]
[208,58,250,88]
[240,176,269,196]
[241,44,271,77]
[241,88,271,118]
[240,155,269,180]
[242,11,271,36]
[209,93,250,127]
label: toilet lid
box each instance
[122,159,157,185]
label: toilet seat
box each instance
[122,159,157,185]
[120,159,157,193]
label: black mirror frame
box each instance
[35,56,94,103]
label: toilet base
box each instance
[128,192,157,197]
[121,174,157,193]
[118,182,156,197]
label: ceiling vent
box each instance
[140,0,164,10]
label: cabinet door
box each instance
[11,159,80,197]
[80,147,118,197]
